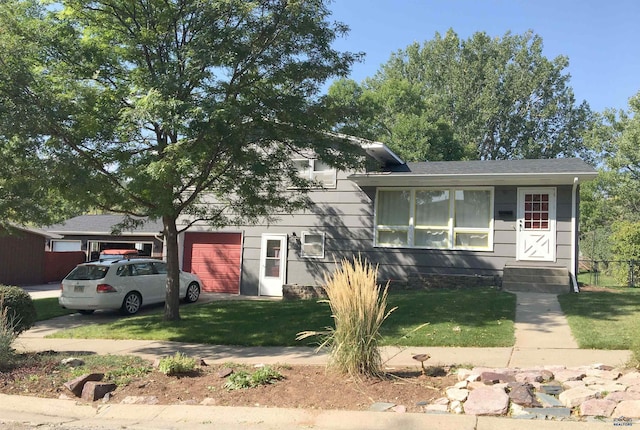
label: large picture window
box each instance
[375,187,494,250]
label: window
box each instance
[301,231,325,258]
[375,187,494,250]
[292,159,337,188]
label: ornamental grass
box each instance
[298,256,396,377]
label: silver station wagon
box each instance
[60,258,202,315]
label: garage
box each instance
[182,232,242,294]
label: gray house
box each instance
[177,143,597,296]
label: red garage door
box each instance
[183,232,242,294]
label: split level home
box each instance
[174,141,597,297]
[45,140,597,296]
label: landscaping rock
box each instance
[369,402,395,412]
[514,371,544,383]
[480,371,515,385]
[217,368,234,378]
[612,400,640,419]
[450,400,464,414]
[60,357,85,368]
[618,372,640,385]
[558,386,599,408]
[606,391,640,402]
[539,383,563,395]
[463,386,509,416]
[508,382,540,407]
[456,368,473,382]
[81,382,116,402]
[523,407,571,419]
[200,398,218,405]
[579,399,616,417]
[63,373,104,397]
[120,396,159,405]
[446,388,469,402]
[552,369,585,382]
[536,392,563,407]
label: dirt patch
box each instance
[0,352,458,413]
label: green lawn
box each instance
[33,297,75,321]
[558,288,640,349]
[48,288,516,347]
[578,271,626,288]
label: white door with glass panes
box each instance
[259,234,287,296]
[516,188,556,262]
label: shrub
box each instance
[157,352,197,375]
[610,221,640,286]
[224,365,283,390]
[297,256,396,377]
[0,285,36,335]
[0,301,18,369]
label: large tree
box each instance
[0,0,363,320]
[327,29,593,161]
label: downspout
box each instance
[570,177,580,292]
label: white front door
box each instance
[516,188,556,262]
[259,234,287,296]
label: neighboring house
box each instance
[0,225,61,285]
[46,214,164,261]
[176,143,598,296]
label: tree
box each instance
[0,1,80,228]
[327,29,592,161]
[0,0,363,320]
[580,91,640,268]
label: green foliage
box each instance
[609,221,640,286]
[157,352,197,376]
[0,285,36,335]
[224,365,283,390]
[327,29,592,161]
[298,257,396,377]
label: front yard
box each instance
[46,288,516,347]
[558,286,640,350]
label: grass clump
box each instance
[157,352,197,376]
[224,365,283,390]
[0,297,18,369]
[298,256,396,377]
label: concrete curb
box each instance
[0,394,616,430]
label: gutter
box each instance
[570,177,580,293]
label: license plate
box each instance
[74,285,84,293]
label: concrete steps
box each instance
[502,265,570,294]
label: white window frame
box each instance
[374,187,494,251]
[301,231,325,258]
[292,158,337,189]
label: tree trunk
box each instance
[163,214,181,321]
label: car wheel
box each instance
[185,282,200,303]
[121,292,142,315]
[78,310,95,315]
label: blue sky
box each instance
[326,0,640,113]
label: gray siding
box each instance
[181,166,578,294]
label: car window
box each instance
[66,265,109,280]
[133,262,154,276]
[116,265,133,277]
[152,262,167,274]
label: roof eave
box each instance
[348,172,599,187]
